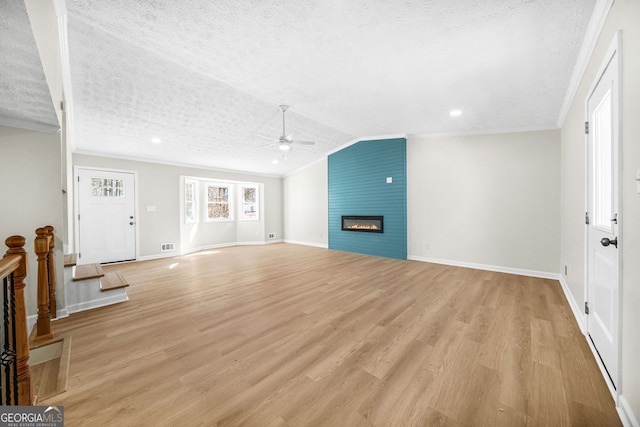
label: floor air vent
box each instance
[161,243,175,252]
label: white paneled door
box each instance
[586,41,619,389]
[77,168,137,264]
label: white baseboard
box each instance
[26,314,37,334]
[407,255,561,280]
[265,239,284,244]
[619,395,640,427]
[584,329,618,399]
[558,274,637,426]
[66,292,129,314]
[27,308,71,332]
[55,308,70,320]
[173,240,285,257]
[559,275,586,333]
[137,252,183,261]
[138,240,286,261]
[284,239,329,249]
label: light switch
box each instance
[386,177,393,184]
[146,205,157,212]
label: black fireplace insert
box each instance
[341,216,384,233]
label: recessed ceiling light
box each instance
[272,159,279,164]
[450,110,463,117]
[151,137,161,144]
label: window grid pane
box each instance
[207,185,231,220]
[592,90,613,230]
[92,178,125,197]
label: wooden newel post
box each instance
[33,228,53,344]
[4,236,32,405]
[45,225,57,318]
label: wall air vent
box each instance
[161,243,175,252]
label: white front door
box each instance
[586,44,619,388]
[77,168,137,264]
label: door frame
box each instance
[583,31,622,400]
[74,165,140,263]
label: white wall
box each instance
[283,131,561,276]
[283,159,328,247]
[560,0,640,422]
[407,131,561,275]
[0,125,63,316]
[73,154,283,258]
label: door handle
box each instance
[600,237,618,248]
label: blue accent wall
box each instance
[328,138,407,259]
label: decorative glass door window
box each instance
[241,185,259,220]
[92,178,125,197]
[591,90,613,231]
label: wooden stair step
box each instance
[73,263,104,281]
[64,253,77,267]
[101,271,130,292]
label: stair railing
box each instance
[1,236,31,405]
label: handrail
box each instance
[2,235,31,405]
[0,255,20,281]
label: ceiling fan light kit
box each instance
[259,105,316,155]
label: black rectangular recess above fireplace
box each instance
[341,216,384,233]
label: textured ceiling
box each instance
[0,0,58,132]
[3,0,596,175]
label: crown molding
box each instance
[0,117,60,133]
[557,0,615,127]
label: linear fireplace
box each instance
[341,216,384,233]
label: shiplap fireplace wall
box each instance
[328,138,407,259]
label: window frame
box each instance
[206,182,233,222]
[240,185,259,221]
[184,179,198,224]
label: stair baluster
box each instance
[32,228,53,345]
[45,226,56,318]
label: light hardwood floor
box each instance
[44,244,620,426]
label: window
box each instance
[241,185,259,220]
[184,179,198,223]
[92,178,125,197]
[207,184,232,221]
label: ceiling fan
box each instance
[257,105,316,152]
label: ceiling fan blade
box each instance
[255,134,279,142]
[293,140,316,145]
